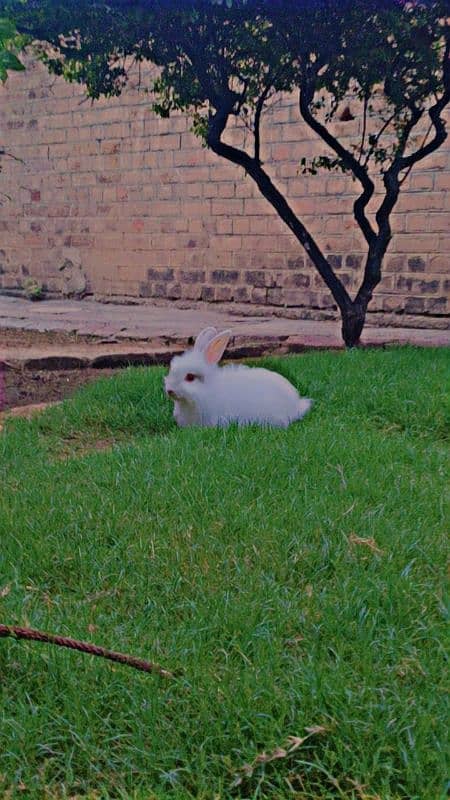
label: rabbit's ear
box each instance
[194,327,218,352]
[204,330,232,365]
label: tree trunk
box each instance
[340,301,368,348]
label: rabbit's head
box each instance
[164,328,231,403]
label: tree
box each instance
[0,16,25,198]
[0,15,24,82]
[5,0,449,346]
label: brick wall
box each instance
[0,56,449,326]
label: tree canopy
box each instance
[0,15,24,82]
[4,0,449,344]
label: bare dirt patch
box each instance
[55,435,117,460]
[0,328,143,412]
[2,367,120,412]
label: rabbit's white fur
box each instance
[164,328,312,428]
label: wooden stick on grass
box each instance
[0,625,175,679]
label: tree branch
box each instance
[362,111,397,169]
[398,38,449,171]
[207,105,352,312]
[398,95,449,173]
[354,81,445,309]
[0,625,175,678]
[254,83,271,164]
[358,93,368,164]
[299,80,377,247]
[399,120,433,186]
[354,114,418,308]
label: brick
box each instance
[166,283,182,299]
[203,183,219,199]
[216,218,233,235]
[215,286,233,302]
[251,287,267,303]
[396,276,439,294]
[173,149,206,167]
[285,272,310,288]
[284,289,311,306]
[179,270,206,283]
[426,297,447,313]
[327,255,342,269]
[326,177,350,194]
[400,192,446,212]
[147,268,174,281]
[180,283,203,300]
[407,257,426,272]
[244,198,273,216]
[407,173,434,192]
[234,287,250,302]
[286,256,305,270]
[152,282,167,298]
[211,270,239,284]
[201,286,215,301]
[429,255,450,272]
[97,172,122,184]
[386,255,406,272]
[391,213,407,233]
[438,235,450,254]
[377,275,395,292]
[154,133,181,151]
[346,254,363,270]
[211,199,244,216]
[69,235,94,247]
[265,255,285,270]
[234,181,254,199]
[267,287,284,305]
[406,213,430,233]
[325,216,355,234]
[429,214,449,233]
[319,293,338,310]
[404,296,425,313]
[245,270,266,288]
[48,205,71,218]
[382,295,404,313]
[434,173,450,191]
[217,183,236,199]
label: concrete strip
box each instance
[1,295,449,352]
[0,343,185,370]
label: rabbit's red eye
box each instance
[185,373,197,382]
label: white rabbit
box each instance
[164,327,312,428]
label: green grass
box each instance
[0,346,448,800]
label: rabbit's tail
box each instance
[297,398,313,418]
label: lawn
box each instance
[0,347,448,800]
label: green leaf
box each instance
[0,50,25,73]
[0,17,16,41]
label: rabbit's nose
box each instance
[167,389,176,398]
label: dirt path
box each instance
[2,366,120,411]
[0,329,122,411]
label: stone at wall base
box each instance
[91,292,450,330]
[1,288,448,331]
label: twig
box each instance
[0,625,175,679]
[254,83,271,164]
[399,120,433,186]
[358,93,368,164]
